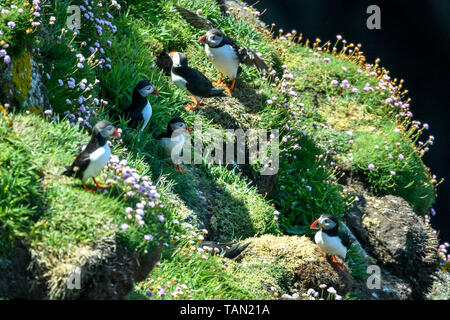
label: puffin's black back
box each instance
[320,214,353,248]
[171,55,225,98]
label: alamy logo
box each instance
[66,5,81,30]
[67,266,81,290]
[366,5,381,30]
[172,122,280,175]
[366,265,381,289]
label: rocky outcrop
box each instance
[238,234,352,295]
[0,245,45,299]
[0,50,51,114]
[426,270,450,300]
[345,195,440,298]
[2,237,161,300]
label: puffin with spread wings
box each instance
[174,5,269,93]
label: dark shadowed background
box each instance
[253,0,450,242]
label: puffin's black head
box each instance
[167,117,191,134]
[310,214,338,231]
[168,51,188,68]
[134,80,158,97]
[93,120,119,138]
[198,29,224,48]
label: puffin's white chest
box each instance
[141,101,152,132]
[158,134,185,162]
[205,44,239,79]
[82,144,111,182]
[315,230,347,259]
[171,71,187,90]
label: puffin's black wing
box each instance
[338,230,354,249]
[185,67,224,97]
[174,5,215,31]
[123,106,143,128]
[63,148,91,179]
[237,47,269,76]
[202,241,250,259]
[223,242,250,259]
[222,36,269,76]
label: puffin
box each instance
[63,120,119,192]
[123,80,158,131]
[175,5,268,93]
[202,241,251,260]
[168,51,225,111]
[310,214,353,270]
[157,117,191,173]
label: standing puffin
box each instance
[157,117,191,173]
[123,80,158,132]
[169,51,225,111]
[63,120,119,192]
[310,214,353,270]
[175,5,268,93]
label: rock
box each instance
[426,269,450,300]
[345,195,440,298]
[238,234,352,295]
[0,50,51,114]
[24,236,161,300]
[0,245,45,299]
[81,244,162,300]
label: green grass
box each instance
[131,245,255,300]
[0,121,45,255]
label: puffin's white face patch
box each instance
[100,125,115,138]
[171,52,182,67]
[319,217,337,230]
[207,33,223,48]
[170,121,187,132]
[138,85,154,97]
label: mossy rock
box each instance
[346,195,440,298]
[237,234,353,295]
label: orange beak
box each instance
[310,218,320,230]
[168,51,176,56]
[198,35,207,44]
[152,88,159,95]
[186,125,191,134]
[113,128,120,138]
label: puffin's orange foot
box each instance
[93,177,109,188]
[225,79,236,93]
[186,97,200,111]
[332,255,338,263]
[338,261,345,270]
[214,73,224,86]
[175,165,187,173]
[82,182,97,193]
